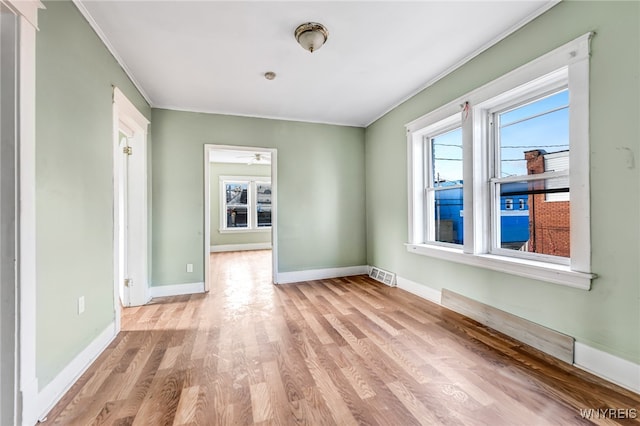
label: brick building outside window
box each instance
[524,149,570,257]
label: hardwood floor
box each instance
[44,250,640,425]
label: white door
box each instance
[117,134,131,307]
[113,88,149,314]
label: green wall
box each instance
[210,162,271,247]
[365,1,640,363]
[36,1,150,388]
[151,109,366,286]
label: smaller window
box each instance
[224,182,249,228]
[425,125,463,245]
[505,199,514,210]
[519,199,526,210]
[220,178,271,231]
[256,182,272,227]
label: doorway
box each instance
[203,145,278,291]
[113,88,150,320]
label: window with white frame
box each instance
[425,120,464,245]
[490,87,570,261]
[255,181,272,227]
[220,177,271,231]
[406,33,594,289]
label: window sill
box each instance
[405,243,595,290]
[219,227,271,234]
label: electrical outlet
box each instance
[78,296,85,314]
[186,263,193,273]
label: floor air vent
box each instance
[369,266,397,287]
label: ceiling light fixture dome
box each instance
[294,22,328,53]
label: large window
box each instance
[491,88,570,260]
[406,33,594,289]
[220,177,271,231]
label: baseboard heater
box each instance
[369,266,397,287]
[441,289,574,364]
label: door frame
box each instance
[112,88,150,324]
[203,144,278,291]
[8,1,43,424]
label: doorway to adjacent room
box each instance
[204,145,278,291]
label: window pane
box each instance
[433,187,463,244]
[431,128,463,186]
[498,179,570,257]
[256,183,271,227]
[498,90,569,178]
[428,126,463,245]
[226,183,248,205]
[226,206,248,228]
[257,207,271,227]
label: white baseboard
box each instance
[276,265,368,284]
[148,282,205,298]
[574,342,640,394]
[210,243,272,253]
[35,322,117,422]
[396,275,442,305]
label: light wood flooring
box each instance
[44,250,640,425]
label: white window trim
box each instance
[408,107,462,246]
[219,176,272,232]
[406,32,595,290]
[405,243,593,290]
[413,113,463,248]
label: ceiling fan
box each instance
[237,153,271,165]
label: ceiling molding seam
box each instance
[72,0,153,107]
[152,104,365,129]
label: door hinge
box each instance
[123,146,132,155]
[124,278,132,287]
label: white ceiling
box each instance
[75,1,557,127]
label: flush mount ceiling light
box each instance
[294,22,329,53]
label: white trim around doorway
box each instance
[12,2,44,424]
[112,88,150,318]
[204,144,278,291]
